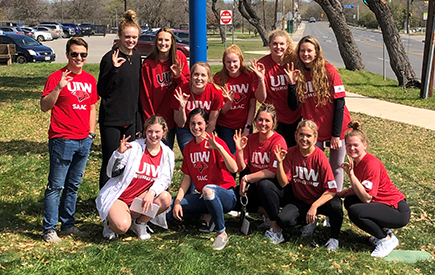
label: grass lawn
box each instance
[0,63,434,274]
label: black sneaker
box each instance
[198,221,215,233]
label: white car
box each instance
[22,27,53,42]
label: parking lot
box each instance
[44,34,117,64]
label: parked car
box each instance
[113,33,190,58]
[147,30,190,46]
[22,27,53,42]
[40,21,71,37]
[61,25,75,37]
[35,26,60,39]
[80,22,94,36]
[0,26,24,35]
[171,29,189,44]
[140,25,149,34]
[0,33,55,63]
[39,24,63,38]
[309,17,316,23]
[62,23,82,36]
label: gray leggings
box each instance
[316,139,346,192]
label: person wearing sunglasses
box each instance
[40,37,98,242]
[97,10,143,189]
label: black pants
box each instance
[99,123,136,189]
[277,196,343,239]
[344,195,411,239]
[257,178,294,221]
[276,117,302,148]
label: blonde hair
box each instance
[268,30,296,64]
[215,44,250,86]
[254,104,277,131]
[345,120,368,145]
[118,10,140,38]
[296,119,318,138]
[295,35,332,107]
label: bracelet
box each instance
[244,175,250,183]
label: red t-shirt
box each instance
[353,153,405,208]
[283,146,338,205]
[42,67,98,139]
[140,51,190,129]
[171,83,224,128]
[300,63,351,141]
[258,54,301,125]
[181,134,235,193]
[214,72,257,129]
[243,132,287,175]
[118,148,163,205]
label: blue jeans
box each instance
[167,185,237,234]
[43,137,92,234]
[216,125,237,156]
[175,127,195,194]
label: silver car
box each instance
[35,26,60,39]
[22,27,53,42]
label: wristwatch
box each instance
[89,132,96,139]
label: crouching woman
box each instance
[96,116,175,240]
[169,108,238,250]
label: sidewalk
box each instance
[345,92,435,131]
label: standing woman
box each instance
[97,10,142,189]
[233,104,287,227]
[339,121,410,257]
[170,108,238,251]
[258,30,301,148]
[293,35,351,192]
[214,44,265,155]
[140,27,190,149]
[273,120,343,250]
[96,116,174,240]
[171,62,224,155]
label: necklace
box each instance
[126,54,132,65]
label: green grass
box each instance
[1,63,435,274]
[207,39,267,61]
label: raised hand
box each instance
[112,49,126,68]
[117,135,132,154]
[221,85,235,102]
[274,144,288,163]
[170,59,184,78]
[174,87,190,108]
[203,133,220,150]
[250,58,265,80]
[283,62,301,84]
[58,69,73,90]
[233,129,248,151]
[340,154,354,176]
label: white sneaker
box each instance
[258,216,271,230]
[300,218,317,237]
[369,229,394,246]
[102,220,117,240]
[130,221,154,240]
[325,238,339,251]
[43,230,62,243]
[371,235,399,257]
[264,228,284,244]
[228,211,240,217]
[213,235,229,250]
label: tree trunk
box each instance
[211,0,226,43]
[238,0,269,46]
[365,0,419,87]
[272,0,278,30]
[314,0,365,71]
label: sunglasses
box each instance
[69,52,88,58]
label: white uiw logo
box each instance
[251,152,270,164]
[137,163,159,177]
[230,83,249,94]
[186,101,211,111]
[190,151,210,163]
[293,166,319,186]
[269,74,289,87]
[68,82,92,94]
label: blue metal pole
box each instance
[189,0,207,68]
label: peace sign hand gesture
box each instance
[112,49,126,68]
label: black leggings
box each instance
[344,195,411,239]
[257,178,294,221]
[99,123,136,189]
[277,196,343,239]
[276,117,302,148]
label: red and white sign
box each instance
[220,10,233,25]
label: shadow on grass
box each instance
[0,76,47,102]
[0,140,47,155]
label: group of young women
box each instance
[94,10,410,256]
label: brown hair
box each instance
[296,119,318,139]
[295,35,332,107]
[254,104,277,131]
[345,120,368,145]
[118,10,140,38]
[143,115,168,138]
[147,27,178,66]
[66,37,88,53]
[215,44,250,86]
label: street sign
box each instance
[220,10,232,25]
[343,5,354,8]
